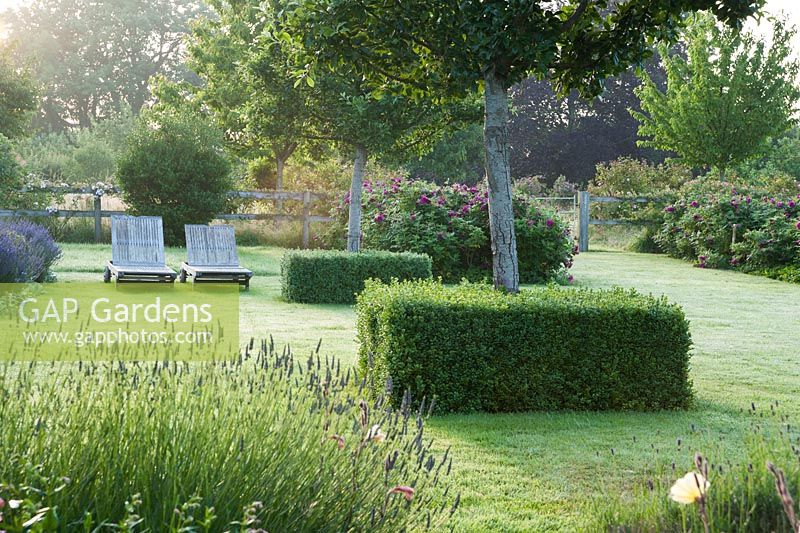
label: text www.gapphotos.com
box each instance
[21,329,215,348]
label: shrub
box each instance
[117,111,232,245]
[0,220,61,282]
[357,279,692,413]
[593,404,800,532]
[0,134,25,207]
[321,177,575,283]
[18,113,135,185]
[755,265,800,283]
[655,177,800,271]
[0,342,458,531]
[281,249,432,304]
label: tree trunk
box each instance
[567,91,576,132]
[483,69,519,292]
[276,156,285,214]
[347,145,368,252]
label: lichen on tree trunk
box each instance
[483,69,519,292]
[347,144,368,252]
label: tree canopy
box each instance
[0,44,38,139]
[285,0,762,290]
[186,0,308,190]
[633,13,800,179]
[3,0,205,131]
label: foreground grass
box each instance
[52,244,800,531]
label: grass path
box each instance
[53,245,800,531]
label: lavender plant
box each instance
[0,220,62,282]
[0,339,458,531]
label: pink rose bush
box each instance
[321,177,575,283]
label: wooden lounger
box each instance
[104,215,177,283]
[180,224,253,289]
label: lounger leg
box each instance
[179,268,187,283]
[103,266,111,283]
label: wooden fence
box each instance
[3,187,662,252]
[1,188,334,248]
[577,191,662,252]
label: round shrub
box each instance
[117,111,232,245]
[0,219,62,282]
[321,177,575,283]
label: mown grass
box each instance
[53,244,357,363]
[51,244,800,531]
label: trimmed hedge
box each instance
[356,280,692,413]
[280,250,432,304]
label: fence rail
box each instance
[2,189,333,248]
[6,187,663,252]
[578,191,664,252]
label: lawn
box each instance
[52,244,800,531]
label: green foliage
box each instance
[186,0,305,183]
[403,123,485,185]
[357,279,693,413]
[593,406,800,532]
[280,249,432,304]
[0,134,23,204]
[513,175,578,198]
[755,265,800,284]
[629,226,664,254]
[634,14,800,177]
[321,177,575,283]
[735,128,800,183]
[591,158,692,198]
[589,157,694,252]
[0,343,457,531]
[4,0,204,130]
[18,112,135,183]
[285,0,756,290]
[117,111,233,245]
[655,177,800,271]
[0,134,60,211]
[0,44,37,139]
[288,0,758,100]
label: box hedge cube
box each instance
[356,280,692,413]
[281,250,432,304]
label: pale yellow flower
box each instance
[669,472,709,504]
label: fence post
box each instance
[93,195,102,243]
[578,191,590,253]
[302,191,311,249]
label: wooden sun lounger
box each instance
[104,215,177,283]
[180,224,253,289]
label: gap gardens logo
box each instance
[0,283,239,361]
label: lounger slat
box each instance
[112,216,166,266]
[185,225,239,267]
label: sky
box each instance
[1,0,799,49]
